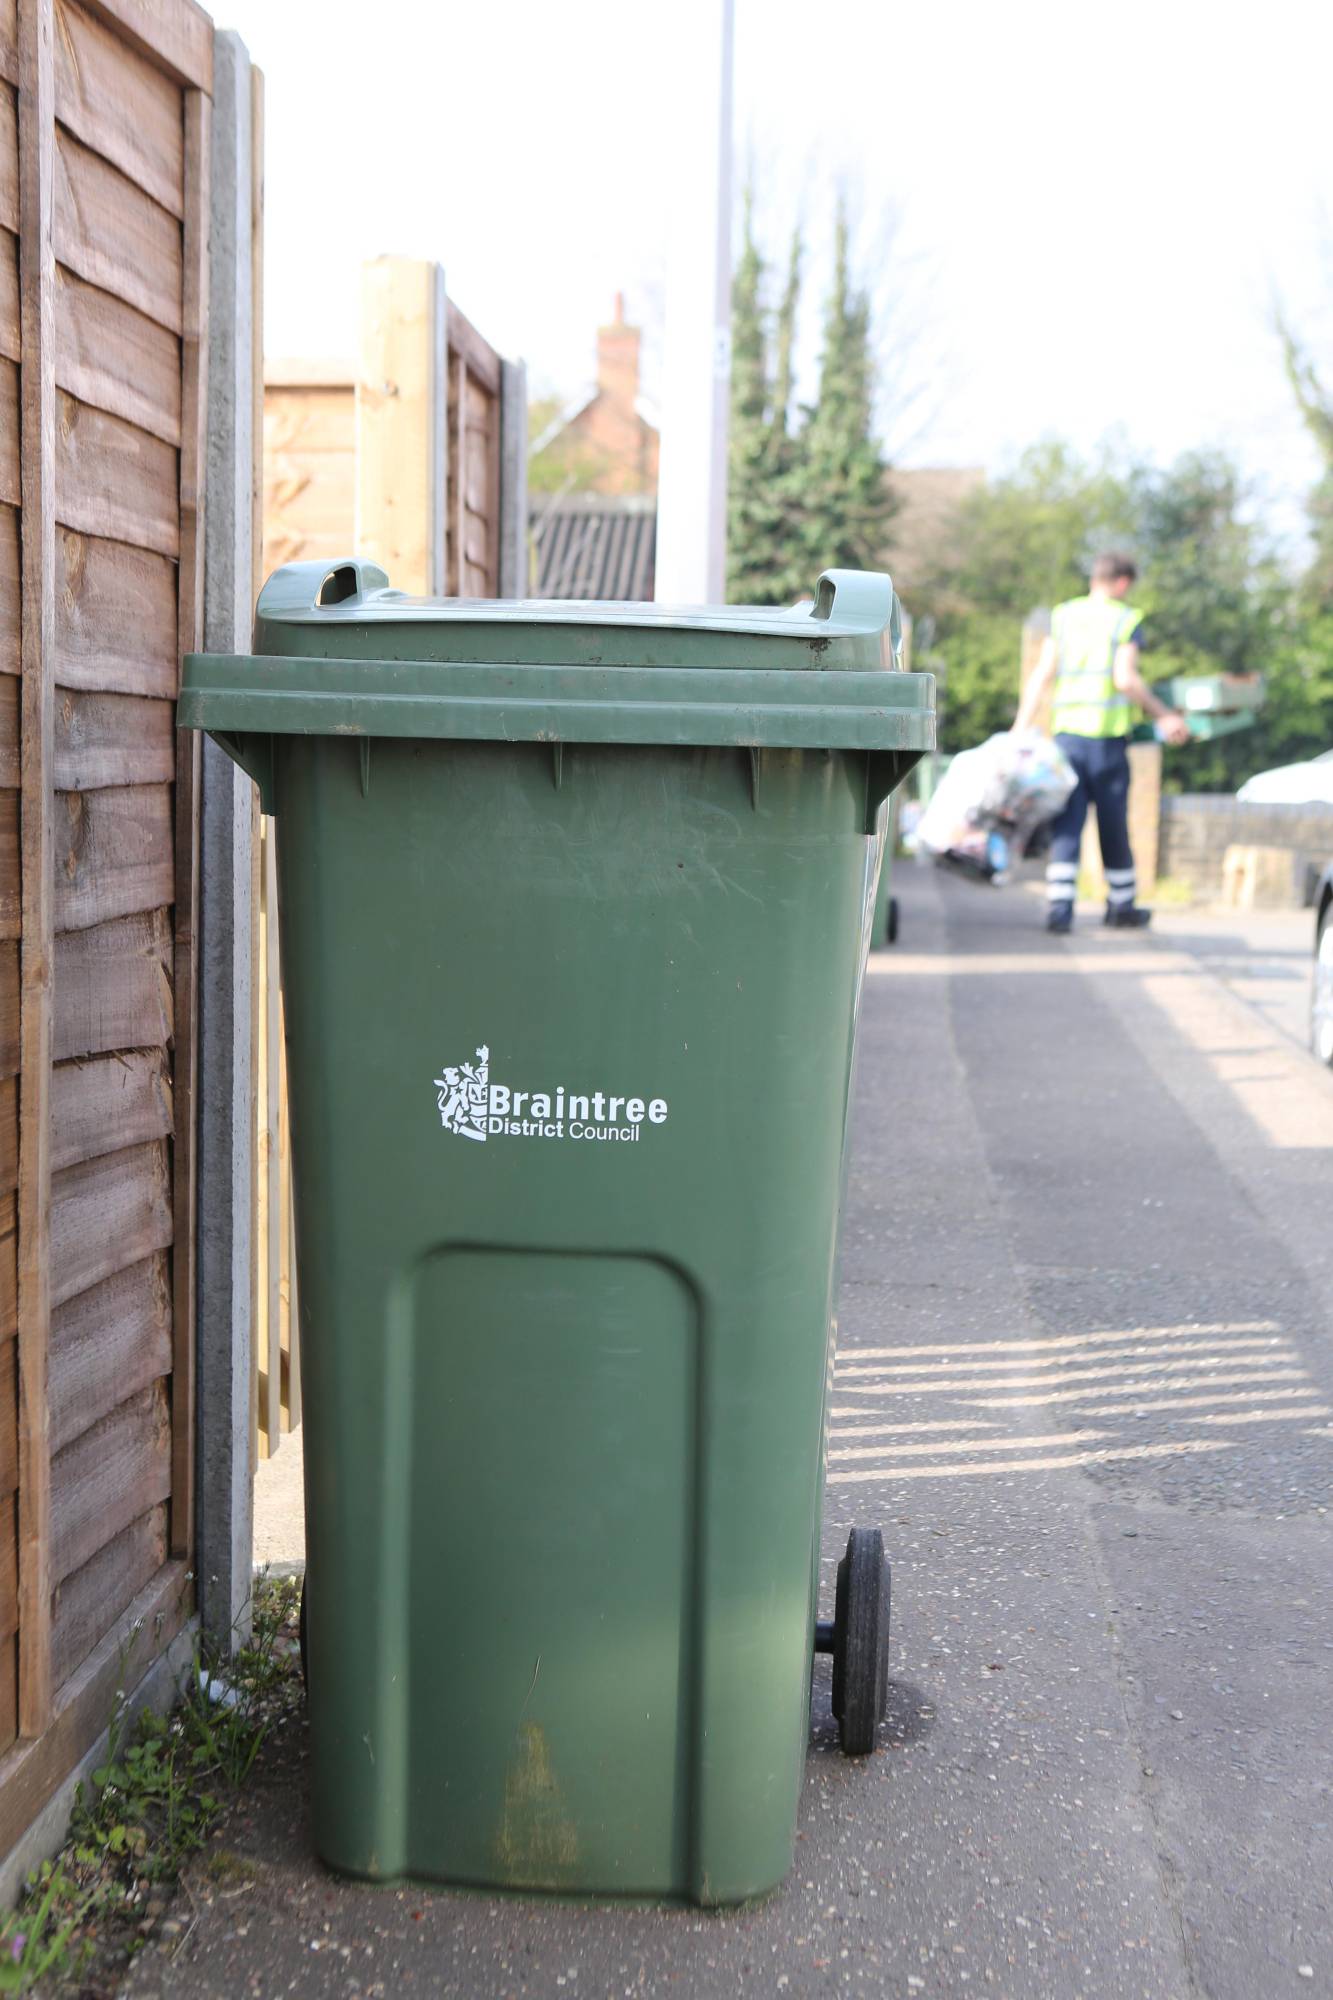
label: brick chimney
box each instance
[596,292,640,413]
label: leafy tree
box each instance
[1277,310,1333,608]
[912,440,1309,788]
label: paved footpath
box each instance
[128,866,1333,1999]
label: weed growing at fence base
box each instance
[0,1572,303,1994]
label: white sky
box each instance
[223,0,1333,539]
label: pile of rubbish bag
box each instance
[915,731,1076,884]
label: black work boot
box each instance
[1104,904,1152,929]
[1045,903,1073,935]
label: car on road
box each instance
[1313,862,1333,1066]
[1238,748,1333,804]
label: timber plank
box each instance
[55,391,179,557]
[50,1499,166,1687]
[0,1073,13,1192]
[54,909,172,1061]
[0,1559,188,1854]
[462,370,494,441]
[0,1493,15,1639]
[0,1642,12,1751]
[71,0,210,91]
[0,83,13,227]
[357,257,443,597]
[55,125,181,334]
[463,510,488,569]
[0,1341,12,1489]
[0,225,15,361]
[55,263,180,443]
[50,1381,171,1585]
[169,81,205,1563]
[0,1637,12,1756]
[0,505,15,673]
[0,0,15,85]
[55,689,174,790]
[0,673,15,783]
[0,355,16,505]
[0,1193,12,1342]
[261,451,355,569]
[19,0,58,1738]
[0,942,15,1074]
[52,1049,170,1175]
[55,527,177,697]
[53,0,183,218]
[0,789,16,938]
[464,432,491,517]
[446,299,501,396]
[49,1253,170,1452]
[55,780,174,932]
[263,382,354,455]
[50,1138,172,1311]
[52,1049,170,1174]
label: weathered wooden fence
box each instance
[0,0,236,1866]
[263,259,528,597]
[254,261,527,1457]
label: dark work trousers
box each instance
[1045,734,1137,911]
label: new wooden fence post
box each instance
[355,257,447,595]
[16,0,55,1739]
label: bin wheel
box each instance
[298,1575,308,1686]
[831,1528,890,1756]
[887,897,899,946]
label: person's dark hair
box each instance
[1091,551,1137,585]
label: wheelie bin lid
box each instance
[180,559,935,766]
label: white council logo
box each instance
[432,1045,669,1147]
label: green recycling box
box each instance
[182,559,934,1906]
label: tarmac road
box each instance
[126,865,1333,1999]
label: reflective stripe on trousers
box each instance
[1045,734,1135,908]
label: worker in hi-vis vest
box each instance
[1014,551,1190,933]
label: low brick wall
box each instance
[1160,796,1333,904]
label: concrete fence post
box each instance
[198,29,257,1652]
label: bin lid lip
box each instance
[256,559,903,652]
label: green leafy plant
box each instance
[0,1572,303,1993]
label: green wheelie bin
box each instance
[870,795,900,947]
[181,560,934,1906]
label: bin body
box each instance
[184,561,933,1905]
[870,796,898,947]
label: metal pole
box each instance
[654,0,734,605]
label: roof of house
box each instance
[530,493,657,600]
[529,386,661,463]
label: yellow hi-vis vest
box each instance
[1049,594,1143,738]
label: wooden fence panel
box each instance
[261,367,353,579]
[253,268,522,1461]
[0,0,211,1854]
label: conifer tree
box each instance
[758,229,816,603]
[726,191,778,602]
[799,201,897,576]
[725,199,896,602]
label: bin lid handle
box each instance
[315,559,391,609]
[812,570,902,665]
